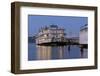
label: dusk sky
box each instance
[28,15,88,37]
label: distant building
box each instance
[28,36,36,43]
[79,24,88,48]
[67,37,79,44]
[36,25,66,45]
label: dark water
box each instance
[28,43,88,61]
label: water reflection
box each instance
[37,45,52,60]
[80,47,87,58]
[31,44,88,60]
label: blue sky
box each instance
[28,15,88,37]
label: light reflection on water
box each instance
[28,43,88,60]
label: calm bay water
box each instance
[28,43,88,61]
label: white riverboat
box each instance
[79,24,88,48]
[36,25,66,45]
